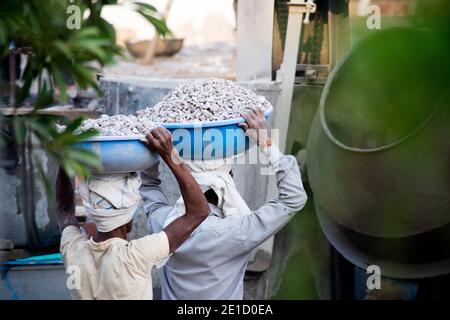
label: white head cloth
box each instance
[78,173,142,233]
[173,158,251,218]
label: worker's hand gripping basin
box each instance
[74,107,273,173]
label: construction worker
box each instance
[57,127,209,300]
[141,108,308,299]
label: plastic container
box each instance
[163,106,273,160]
[74,136,159,173]
[74,106,273,172]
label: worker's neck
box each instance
[94,227,127,242]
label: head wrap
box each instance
[78,173,142,233]
[173,158,251,218]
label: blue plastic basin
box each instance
[163,107,273,160]
[74,107,273,172]
[74,136,159,173]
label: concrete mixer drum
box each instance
[307,27,450,278]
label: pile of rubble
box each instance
[137,78,272,123]
[76,115,155,137]
[77,79,272,136]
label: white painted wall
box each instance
[235,0,274,81]
[101,0,236,45]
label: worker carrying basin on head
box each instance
[141,108,308,300]
[56,127,210,300]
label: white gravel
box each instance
[77,78,272,136]
[137,78,272,123]
[76,114,155,137]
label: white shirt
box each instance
[60,226,169,300]
[141,146,308,299]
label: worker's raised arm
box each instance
[55,167,79,231]
[237,109,308,251]
[144,127,209,253]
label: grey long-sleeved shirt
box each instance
[140,146,307,300]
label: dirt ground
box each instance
[104,42,236,80]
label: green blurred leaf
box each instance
[51,128,98,149]
[61,158,76,177]
[136,8,171,36]
[53,40,73,60]
[70,64,96,89]
[66,147,103,171]
[34,80,54,110]
[71,128,99,141]
[78,42,108,61]
[29,120,54,141]
[0,0,168,197]
[12,116,27,145]
[65,117,84,133]
[52,66,68,102]
[16,67,33,106]
[63,157,90,179]
[134,2,158,13]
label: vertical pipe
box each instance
[273,3,305,153]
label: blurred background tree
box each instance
[0,0,169,190]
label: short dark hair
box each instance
[204,189,218,206]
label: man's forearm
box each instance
[144,127,209,253]
[163,214,202,253]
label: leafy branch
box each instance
[0,0,169,190]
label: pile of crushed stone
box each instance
[136,78,272,123]
[76,78,272,136]
[76,115,155,137]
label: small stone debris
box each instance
[76,114,156,136]
[76,78,272,136]
[137,78,272,123]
